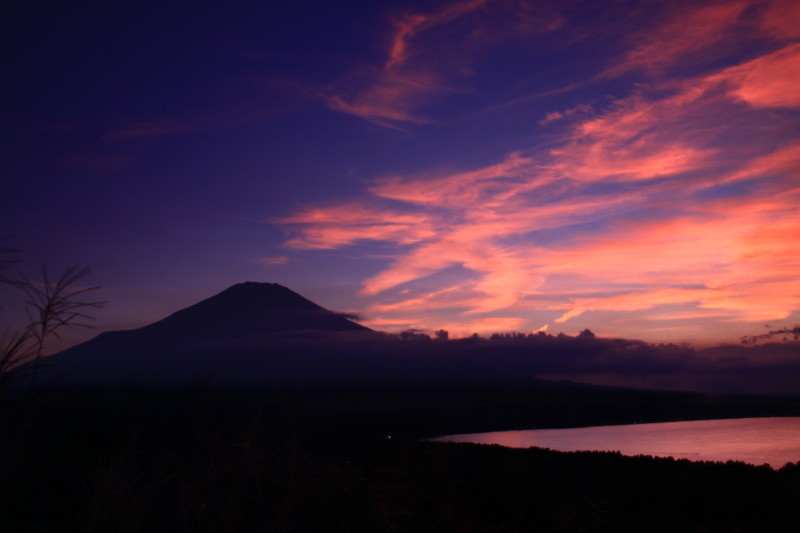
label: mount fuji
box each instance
[36,282,378,385]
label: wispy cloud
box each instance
[713,42,800,108]
[323,0,560,127]
[260,256,289,266]
[279,203,437,249]
[322,0,487,127]
[603,0,752,78]
[279,0,800,340]
[385,0,489,70]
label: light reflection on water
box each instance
[434,417,800,468]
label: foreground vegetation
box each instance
[2,384,799,532]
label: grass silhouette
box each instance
[1,251,103,394]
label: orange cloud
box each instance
[715,43,800,109]
[280,204,436,249]
[364,314,527,337]
[370,152,535,206]
[279,0,800,340]
[545,188,800,324]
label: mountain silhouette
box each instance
[34,282,374,385]
[107,281,370,345]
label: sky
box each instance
[3,0,800,352]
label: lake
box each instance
[434,417,800,468]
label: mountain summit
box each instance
[117,282,370,344]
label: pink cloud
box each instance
[603,0,800,80]
[715,43,800,109]
[370,286,470,314]
[605,1,751,77]
[325,70,447,127]
[435,316,527,336]
[385,0,488,70]
[724,141,800,184]
[260,256,289,266]
[324,0,488,126]
[324,0,559,127]
[539,103,593,125]
[363,314,527,337]
[554,288,709,324]
[283,91,799,331]
[545,188,800,324]
[369,152,535,206]
[386,13,427,71]
[761,0,800,40]
[279,0,800,340]
[280,204,436,249]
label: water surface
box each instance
[435,417,800,468]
